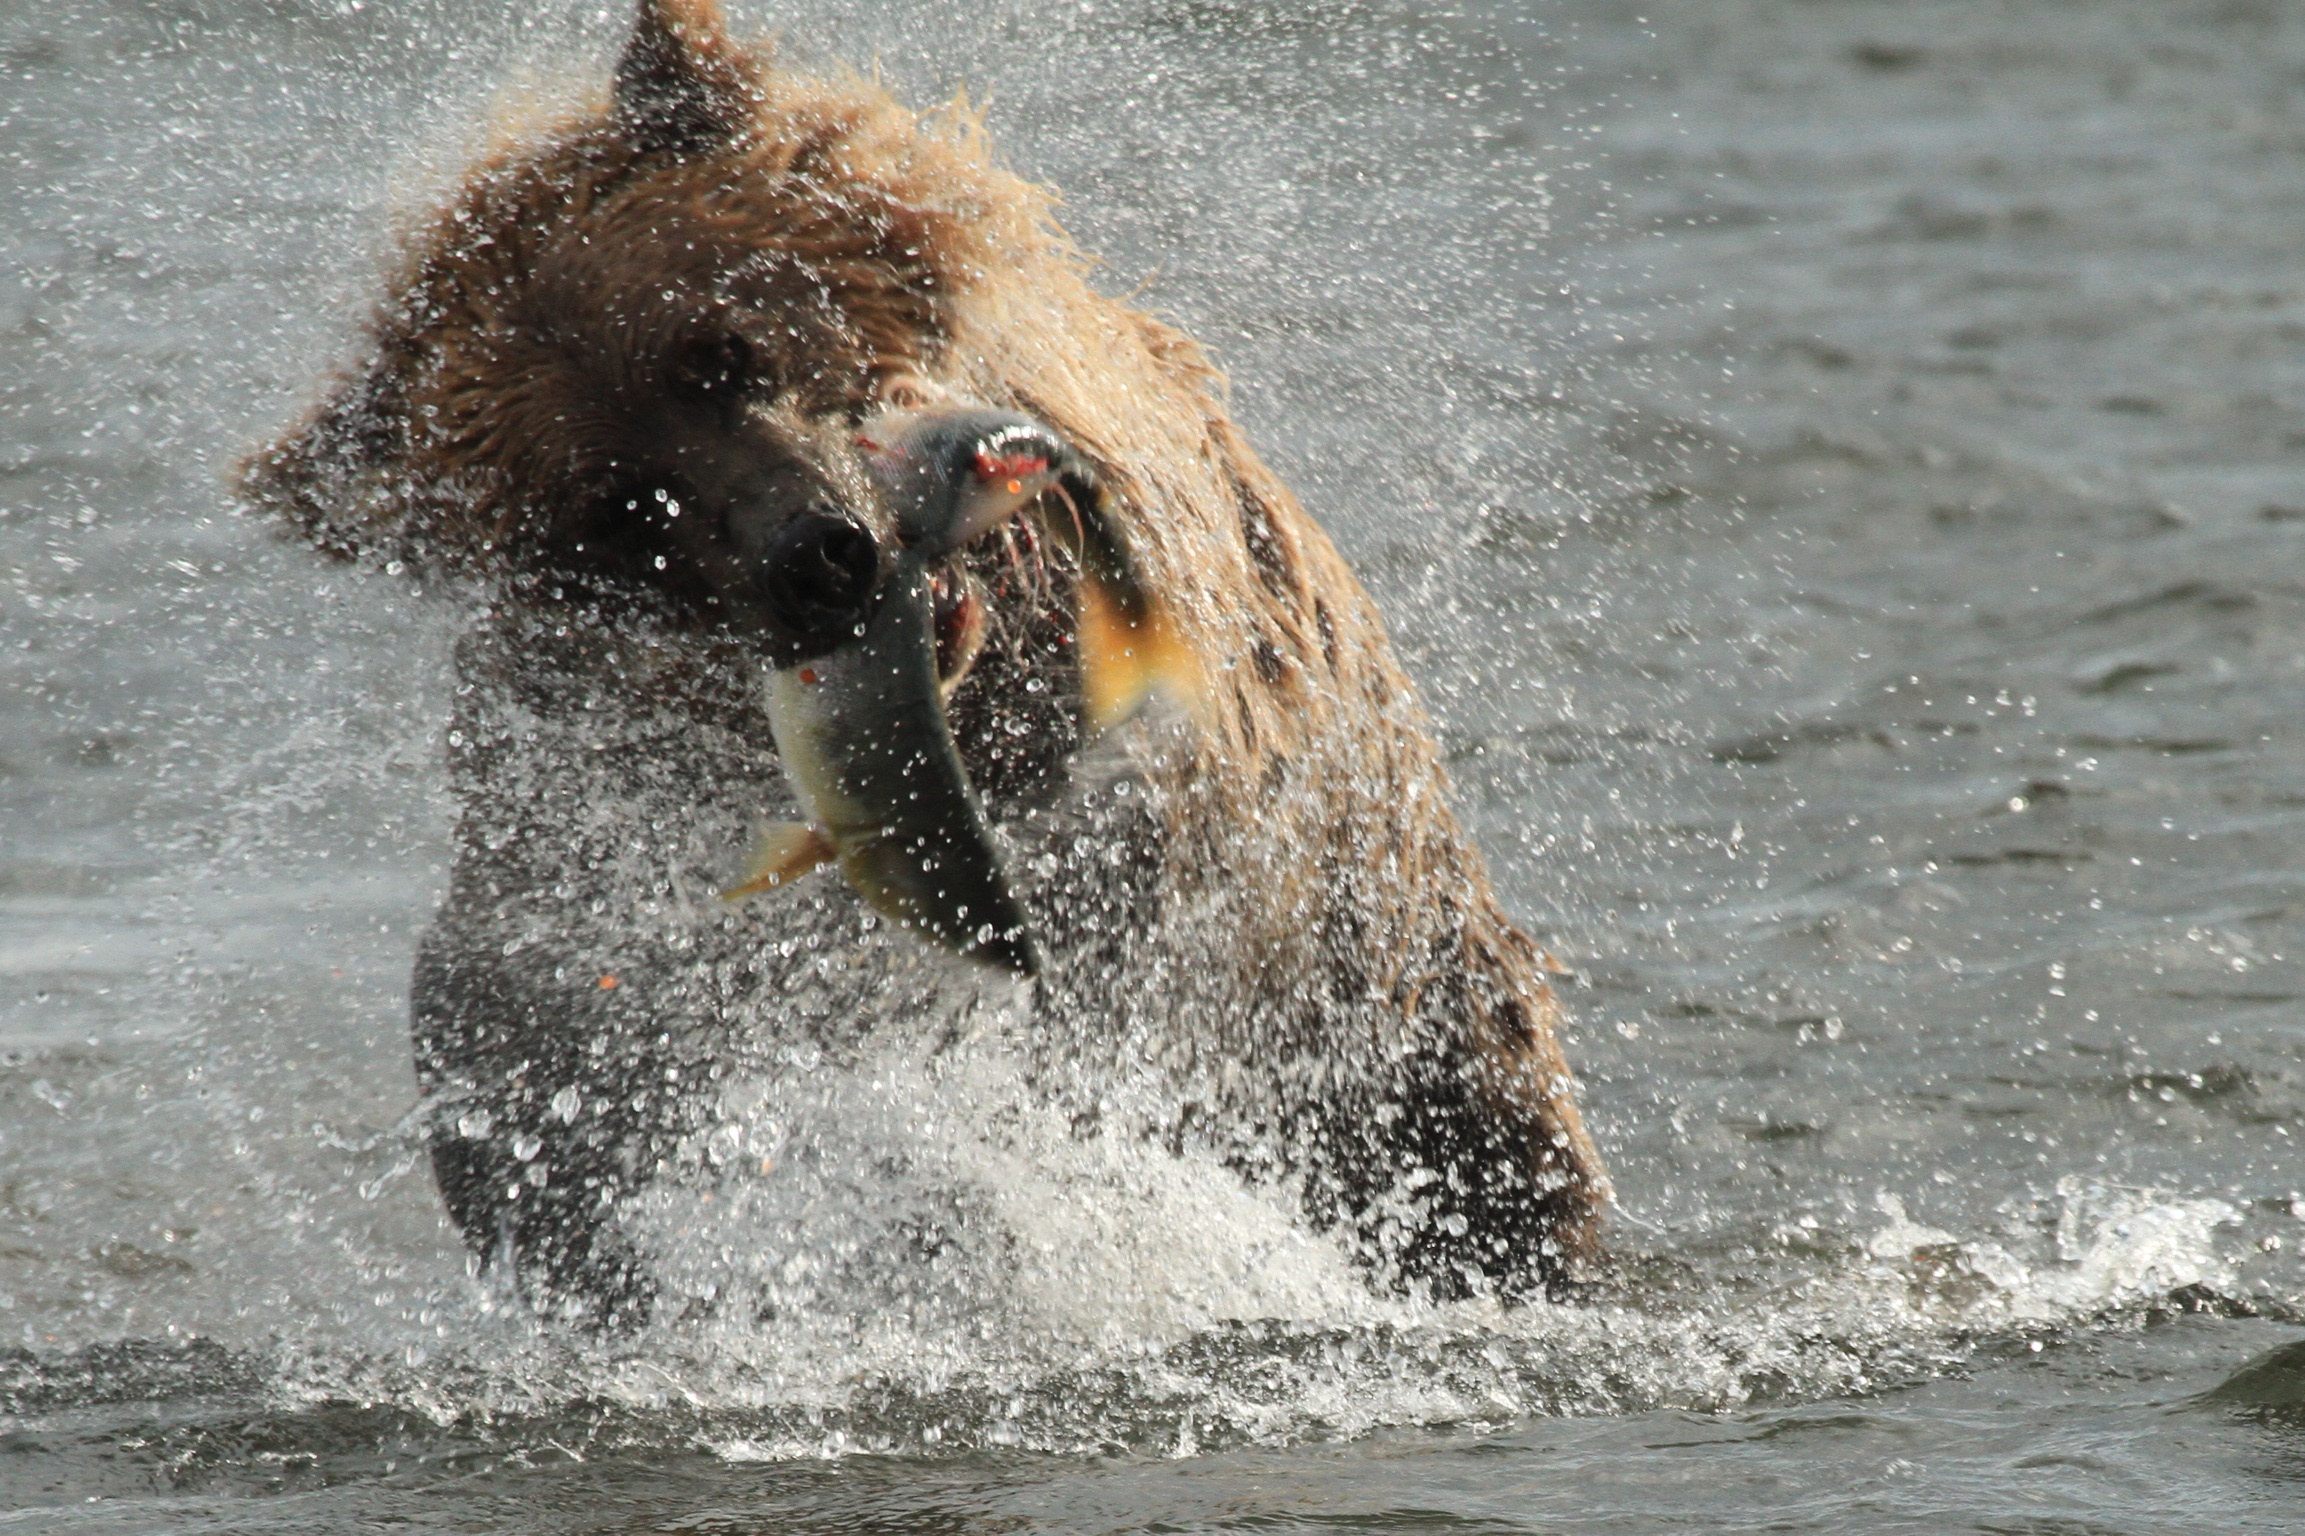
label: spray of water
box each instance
[3,2,2294,1491]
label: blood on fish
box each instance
[972,450,1048,482]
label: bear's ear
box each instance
[614,0,754,156]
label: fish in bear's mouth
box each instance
[722,404,1203,976]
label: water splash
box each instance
[12,1024,2256,1469]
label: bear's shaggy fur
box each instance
[246,0,1606,1323]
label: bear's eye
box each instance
[670,329,757,400]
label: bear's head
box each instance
[249,0,1117,673]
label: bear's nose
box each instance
[752,507,879,644]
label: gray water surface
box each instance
[6,1,2305,1530]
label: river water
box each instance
[5,0,2305,1530]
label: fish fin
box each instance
[719,822,837,901]
[1078,573,1205,734]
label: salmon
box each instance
[723,406,1202,975]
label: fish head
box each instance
[850,401,1204,728]
[855,407,1071,559]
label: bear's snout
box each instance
[751,507,879,646]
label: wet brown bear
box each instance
[245,0,1606,1325]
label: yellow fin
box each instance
[719,822,837,901]
[1079,574,1204,734]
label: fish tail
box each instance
[1078,572,1205,734]
[719,822,838,901]
[1045,471,1205,733]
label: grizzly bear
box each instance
[244,0,1606,1326]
